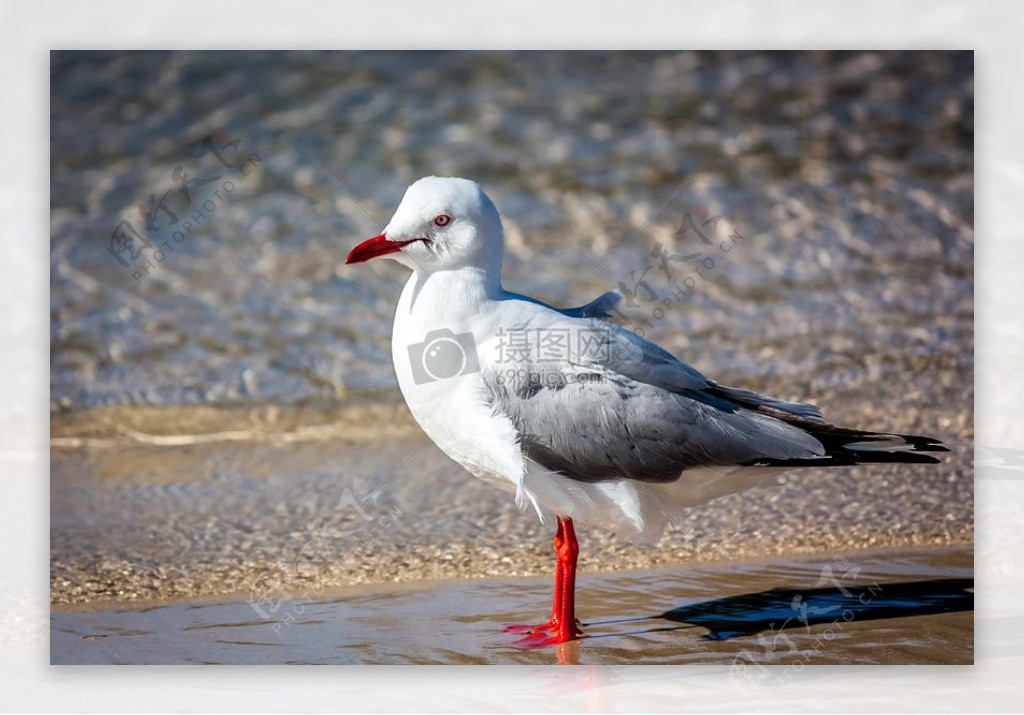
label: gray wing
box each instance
[561,290,624,319]
[504,290,625,319]
[480,317,828,483]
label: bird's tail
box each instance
[741,426,949,467]
[705,382,950,467]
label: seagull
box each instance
[344,176,949,647]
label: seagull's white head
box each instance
[345,176,504,275]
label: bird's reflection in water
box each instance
[554,640,579,665]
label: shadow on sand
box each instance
[583,578,974,642]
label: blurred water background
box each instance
[51,50,972,415]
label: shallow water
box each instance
[51,547,972,665]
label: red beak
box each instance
[345,234,421,265]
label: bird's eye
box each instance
[433,214,452,227]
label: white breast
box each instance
[391,272,526,499]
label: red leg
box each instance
[551,516,583,643]
[507,516,584,647]
[503,517,566,634]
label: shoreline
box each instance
[52,539,973,611]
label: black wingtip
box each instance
[743,449,945,469]
[898,433,951,453]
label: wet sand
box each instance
[51,546,972,665]
[51,400,971,609]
